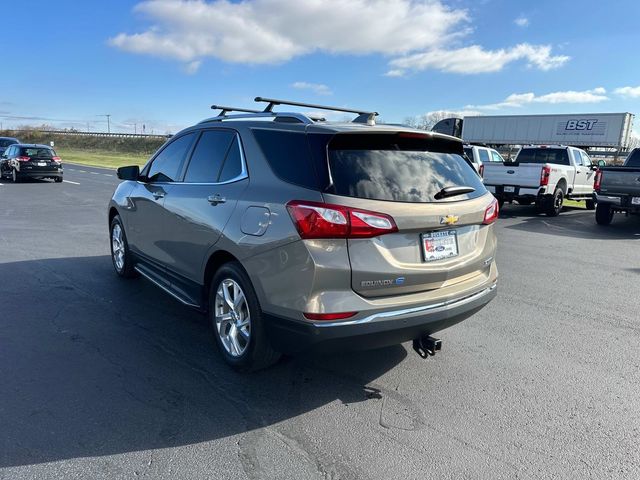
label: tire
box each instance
[11,169,20,183]
[209,262,280,372]
[54,176,63,183]
[496,196,505,210]
[110,215,137,278]
[595,203,614,226]
[546,188,564,217]
[585,199,596,210]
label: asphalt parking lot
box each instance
[1,164,639,480]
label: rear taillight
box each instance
[479,164,485,178]
[540,165,551,186]
[483,197,499,225]
[52,156,62,162]
[286,200,398,239]
[16,156,30,162]
[303,311,358,321]
[594,170,603,192]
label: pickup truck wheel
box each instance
[585,199,596,210]
[595,203,614,225]
[209,262,281,372]
[546,188,564,217]
[496,196,504,210]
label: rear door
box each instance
[571,149,590,194]
[322,133,495,298]
[161,129,249,282]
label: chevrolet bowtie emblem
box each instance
[440,215,459,225]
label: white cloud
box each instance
[388,43,569,75]
[466,87,609,110]
[614,86,640,98]
[110,0,467,64]
[514,16,529,27]
[110,0,568,76]
[291,82,332,96]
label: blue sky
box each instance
[2,0,640,134]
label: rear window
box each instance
[626,149,640,167]
[327,134,486,203]
[463,147,474,162]
[516,148,570,166]
[20,147,55,158]
[0,139,17,148]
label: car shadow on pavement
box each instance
[0,255,411,468]
[499,204,640,240]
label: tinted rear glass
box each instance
[626,149,640,167]
[252,129,320,189]
[463,147,474,161]
[0,139,17,148]
[517,148,570,166]
[20,147,55,158]
[327,134,486,203]
[184,130,234,183]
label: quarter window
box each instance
[146,133,196,182]
[491,151,504,163]
[219,136,244,182]
[184,130,234,183]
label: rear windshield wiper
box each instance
[434,186,475,200]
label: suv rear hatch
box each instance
[320,132,496,298]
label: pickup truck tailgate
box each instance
[483,163,542,188]
[599,167,640,196]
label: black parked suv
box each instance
[0,136,20,156]
[0,144,63,183]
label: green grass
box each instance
[57,148,150,169]
[563,199,586,209]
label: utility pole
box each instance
[97,114,111,133]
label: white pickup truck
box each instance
[483,145,598,216]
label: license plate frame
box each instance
[421,230,459,263]
[631,197,640,206]
[503,185,516,193]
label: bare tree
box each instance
[403,111,461,130]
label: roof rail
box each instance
[254,97,378,125]
[210,105,263,116]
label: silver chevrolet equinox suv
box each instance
[108,97,499,371]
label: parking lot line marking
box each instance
[78,170,87,173]
[63,180,80,185]
[90,172,100,175]
[103,173,113,177]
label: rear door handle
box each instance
[208,194,226,205]
[152,191,165,200]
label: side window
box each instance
[146,133,196,182]
[219,136,244,182]
[184,130,234,183]
[571,149,582,166]
[463,147,474,162]
[478,148,490,164]
[491,150,504,163]
[4,146,12,157]
[581,152,592,167]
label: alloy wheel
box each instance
[111,224,125,272]
[215,279,251,357]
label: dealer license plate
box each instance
[37,162,47,166]
[631,197,640,205]
[504,186,515,193]
[421,230,459,262]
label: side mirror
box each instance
[597,159,606,168]
[117,165,140,181]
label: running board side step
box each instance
[412,335,442,358]
[134,264,202,310]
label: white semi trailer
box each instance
[433,113,634,149]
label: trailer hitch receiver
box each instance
[412,335,442,358]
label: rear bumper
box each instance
[17,170,62,178]
[486,185,542,198]
[596,193,640,211]
[264,282,497,354]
